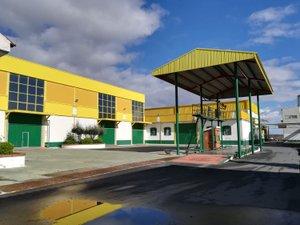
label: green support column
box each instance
[257,94,263,151]
[234,63,241,158]
[175,73,180,155]
[248,79,254,154]
[220,121,223,149]
[200,86,204,151]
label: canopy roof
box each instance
[152,48,273,99]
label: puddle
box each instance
[84,207,176,225]
[40,198,122,224]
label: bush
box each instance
[93,136,103,144]
[63,133,77,145]
[0,142,14,155]
[80,137,94,144]
[84,125,103,140]
[71,124,84,141]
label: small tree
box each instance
[71,123,84,141]
[84,125,103,140]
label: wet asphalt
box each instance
[0,146,299,225]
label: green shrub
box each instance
[84,125,104,140]
[93,136,103,144]
[80,137,94,144]
[71,123,84,141]
[0,142,14,155]
[63,133,77,145]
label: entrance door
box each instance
[100,121,115,144]
[21,132,29,147]
[132,124,144,144]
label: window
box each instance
[150,127,157,136]
[99,93,115,119]
[8,73,44,112]
[164,127,171,136]
[132,100,144,122]
[222,125,231,135]
[285,115,297,119]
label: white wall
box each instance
[46,116,97,143]
[221,119,250,141]
[0,110,6,142]
[116,121,132,141]
[145,123,175,141]
[282,107,300,123]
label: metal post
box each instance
[248,79,254,154]
[216,97,220,126]
[257,94,262,151]
[175,73,180,155]
[220,121,223,149]
[234,63,241,158]
[200,86,204,151]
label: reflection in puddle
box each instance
[85,207,176,225]
[40,198,122,225]
[41,198,101,220]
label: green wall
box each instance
[100,121,115,144]
[132,123,144,144]
[8,113,42,147]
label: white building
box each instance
[280,95,300,142]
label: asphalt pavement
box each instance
[0,146,299,225]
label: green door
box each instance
[21,132,29,147]
[8,113,42,147]
[132,124,144,144]
[178,123,197,144]
[100,121,115,144]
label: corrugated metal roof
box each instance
[152,48,273,99]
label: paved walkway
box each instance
[0,148,170,186]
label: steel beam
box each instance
[257,94,263,151]
[200,86,204,151]
[248,79,254,154]
[175,73,180,155]
[234,63,241,158]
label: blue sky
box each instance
[0,0,299,133]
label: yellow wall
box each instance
[116,97,132,122]
[0,55,144,102]
[0,71,8,110]
[145,100,257,123]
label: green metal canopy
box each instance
[152,48,273,99]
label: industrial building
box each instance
[280,95,300,142]
[145,99,261,146]
[0,55,145,147]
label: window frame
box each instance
[8,73,44,112]
[222,125,232,136]
[98,93,116,119]
[132,100,144,122]
[150,127,157,136]
[164,127,172,136]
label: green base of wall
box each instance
[145,140,175,144]
[116,140,131,145]
[45,142,63,147]
[222,140,265,146]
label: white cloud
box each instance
[260,107,281,123]
[0,0,183,107]
[249,5,296,24]
[263,58,300,103]
[248,5,300,44]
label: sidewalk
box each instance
[0,148,171,186]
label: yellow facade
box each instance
[0,71,8,110]
[116,97,132,122]
[145,100,257,123]
[0,55,145,121]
